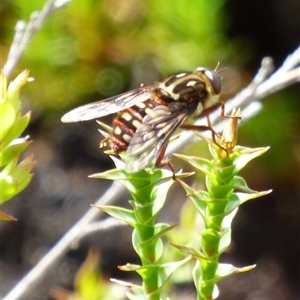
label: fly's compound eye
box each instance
[204,70,221,95]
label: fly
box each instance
[61,66,223,173]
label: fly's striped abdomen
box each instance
[110,100,156,153]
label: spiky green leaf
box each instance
[0,138,31,167]
[94,205,136,226]
[1,112,31,149]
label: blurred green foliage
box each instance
[0,71,34,216]
[2,0,243,115]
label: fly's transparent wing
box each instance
[124,105,189,172]
[61,87,151,123]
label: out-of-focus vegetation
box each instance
[2,0,248,115]
[0,71,34,210]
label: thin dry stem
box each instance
[2,0,71,78]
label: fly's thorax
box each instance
[202,93,220,110]
[158,72,207,102]
[182,102,204,125]
[157,67,221,112]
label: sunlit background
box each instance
[1,0,299,299]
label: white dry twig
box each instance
[2,0,71,78]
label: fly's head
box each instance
[194,67,222,109]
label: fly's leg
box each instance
[185,104,242,153]
[219,103,242,121]
[181,122,228,154]
[100,137,109,149]
[155,143,176,180]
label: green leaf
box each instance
[236,190,272,205]
[121,256,191,289]
[193,261,202,291]
[95,205,136,226]
[1,71,7,99]
[6,70,29,112]
[174,153,215,177]
[90,167,148,182]
[230,175,260,193]
[177,178,197,195]
[153,223,177,240]
[151,179,174,217]
[217,227,233,254]
[111,279,144,300]
[0,101,16,139]
[0,156,18,177]
[90,159,154,196]
[177,180,208,217]
[157,257,192,286]
[119,263,142,272]
[1,112,31,149]
[125,286,145,300]
[10,156,34,177]
[110,278,136,287]
[220,207,238,228]
[233,146,270,173]
[0,175,19,203]
[171,243,208,261]
[0,156,34,203]
[214,263,256,282]
[0,137,31,167]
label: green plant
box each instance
[91,157,192,300]
[0,71,34,221]
[90,109,271,299]
[174,110,271,299]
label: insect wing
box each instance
[124,105,189,172]
[61,87,151,123]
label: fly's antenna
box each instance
[214,62,227,74]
